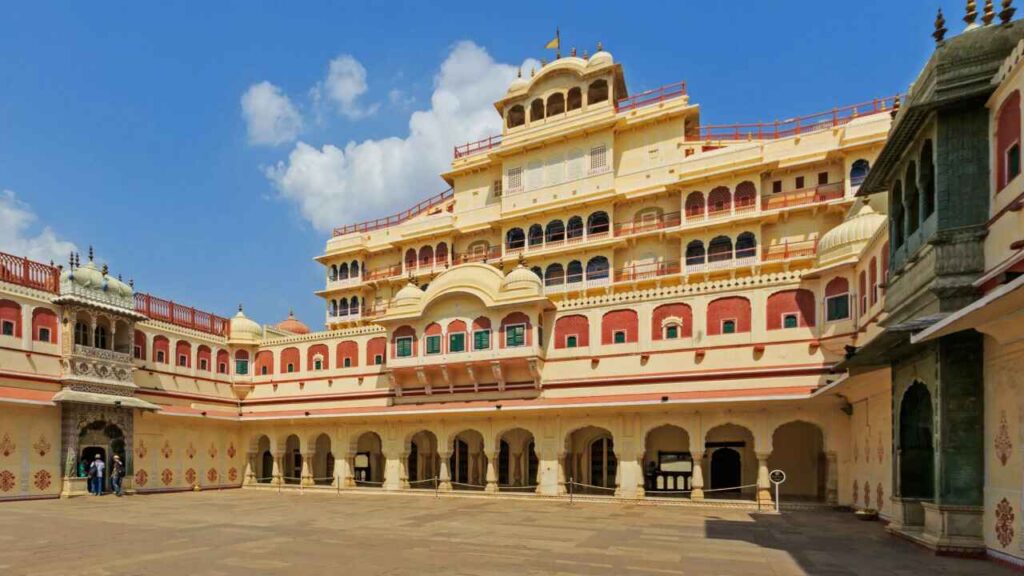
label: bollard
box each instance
[569,476,574,506]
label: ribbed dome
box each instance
[276,310,309,335]
[501,264,542,291]
[62,261,103,289]
[393,282,423,307]
[588,50,613,67]
[817,201,886,264]
[507,75,528,93]
[230,307,262,338]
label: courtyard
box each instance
[0,490,1011,576]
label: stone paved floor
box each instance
[0,490,1013,575]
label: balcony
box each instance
[453,135,503,159]
[332,188,454,237]
[542,272,611,294]
[613,212,681,237]
[762,240,818,262]
[614,261,682,283]
[135,293,229,337]
[615,81,687,113]
[762,182,844,211]
[325,275,362,290]
[62,344,136,389]
[685,248,758,274]
[699,95,899,141]
[0,251,60,293]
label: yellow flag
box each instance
[545,36,559,50]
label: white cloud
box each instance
[313,55,379,120]
[267,41,537,232]
[0,190,77,264]
[241,81,303,146]
[388,88,415,108]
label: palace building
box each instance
[2,4,1024,564]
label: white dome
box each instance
[229,307,262,338]
[588,50,613,67]
[501,264,542,291]
[393,282,423,307]
[817,201,886,264]
[507,76,528,93]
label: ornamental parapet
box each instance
[61,344,136,389]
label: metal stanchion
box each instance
[569,476,574,506]
[434,476,439,499]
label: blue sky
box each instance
[0,1,959,327]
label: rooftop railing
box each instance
[761,239,818,262]
[613,211,681,237]
[332,188,454,237]
[615,81,687,112]
[453,134,503,159]
[135,292,230,337]
[0,251,60,294]
[699,95,899,141]
[762,182,844,211]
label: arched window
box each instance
[153,336,169,364]
[350,260,360,277]
[338,297,349,317]
[735,232,757,259]
[132,330,146,359]
[330,300,338,316]
[766,289,816,330]
[920,141,935,219]
[531,266,544,281]
[869,258,878,305]
[707,297,751,335]
[850,159,870,186]
[337,340,358,368]
[545,263,565,286]
[435,243,448,265]
[708,236,733,262]
[329,265,338,281]
[708,186,731,214]
[280,347,300,373]
[547,93,565,116]
[0,300,21,339]
[891,180,905,248]
[858,271,867,315]
[528,224,544,247]
[339,262,349,280]
[506,228,525,251]
[734,181,756,209]
[586,256,609,280]
[74,321,89,346]
[685,240,706,265]
[685,191,705,218]
[651,303,692,340]
[506,105,525,128]
[566,216,584,240]
[825,277,851,321]
[567,260,583,283]
[94,325,108,350]
[567,87,582,111]
[307,344,329,371]
[404,248,417,270]
[418,245,434,268]
[587,211,609,236]
[633,207,663,231]
[601,310,638,344]
[349,296,360,315]
[997,90,1022,192]
[587,79,608,105]
[904,162,919,235]
[366,337,386,365]
[554,315,589,348]
[530,98,545,122]
[545,220,565,244]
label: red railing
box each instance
[614,212,681,236]
[0,251,60,294]
[762,182,844,211]
[457,246,502,264]
[762,240,818,262]
[135,293,230,337]
[614,261,682,283]
[364,263,402,281]
[453,134,503,159]
[700,95,900,141]
[616,81,688,112]
[332,188,454,237]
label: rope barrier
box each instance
[449,480,487,490]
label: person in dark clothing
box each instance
[111,454,125,497]
[88,455,105,495]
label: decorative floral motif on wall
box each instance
[864,435,870,463]
[137,440,148,460]
[0,433,16,457]
[185,468,197,485]
[876,483,884,510]
[995,410,1012,467]
[863,480,871,508]
[996,498,1015,548]
[227,443,236,459]
[207,468,218,483]
[186,442,196,460]
[135,469,148,488]
[161,440,172,459]
[33,470,51,491]
[208,444,217,459]
[876,434,885,465]
[32,435,51,457]
[854,438,859,463]
[852,481,859,505]
[161,469,173,486]
[0,470,15,492]
[228,467,238,482]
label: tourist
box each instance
[111,454,125,497]
[89,454,105,495]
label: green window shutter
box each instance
[566,335,577,348]
[426,335,441,354]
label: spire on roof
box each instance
[984,0,996,24]
[1001,0,1016,23]
[934,8,948,43]
[965,0,979,28]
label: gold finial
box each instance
[517,252,526,267]
[101,264,108,276]
[934,8,948,42]
[1001,0,1016,23]
[891,94,901,118]
[965,0,979,26]
[984,0,996,24]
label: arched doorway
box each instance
[565,426,616,495]
[705,423,756,499]
[79,421,126,494]
[313,433,333,486]
[710,448,741,492]
[643,424,691,496]
[284,435,301,485]
[768,421,825,501]
[352,431,384,487]
[256,435,272,484]
[407,430,439,489]
[899,382,934,499]
[450,430,485,490]
[497,428,538,492]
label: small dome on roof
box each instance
[507,75,528,93]
[276,310,309,335]
[394,282,423,307]
[230,306,262,338]
[501,263,542,291]
[817,201,886,265]
[588,49,613,67]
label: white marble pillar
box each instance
[485,451,498,493]
[756,452,772,506]
[690,452,705,501]
[438,451,452,491]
